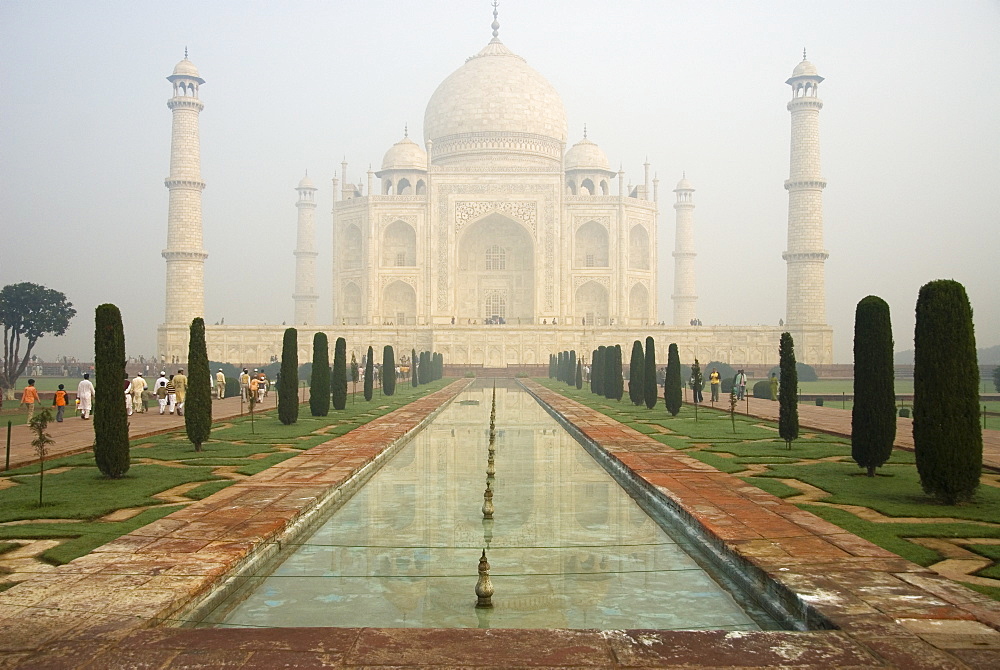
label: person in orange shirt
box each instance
[20,379,40,424]
[52,384,69,422]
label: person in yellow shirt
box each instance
[173,369,188,416]
[709,369,721,403]
[20,379,40,423]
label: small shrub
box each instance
[752,380,771,399]
[465,371,476,378]
[899,407,911,418]
[514,372,529,379]
[769,362,817,382]
[815,397,824,406]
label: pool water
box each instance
[207,382,763,630]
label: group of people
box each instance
[238,369,269,403]
[123,370,188,416]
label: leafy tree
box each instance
[664,343,682,416]
[914,280,982,504]
[364,346,374,401]
[852,296,896,477]
[309,333,331,416]
[644,336,658,410]
[575,359,583,389]
[603,346,616,400]
[778,332,799,450]
[549,354,556,379]
[185,318,212,452]
[559,351,566,383]
[436,352,443,379]
[411,348,418,387]
[382,345,396,396]
[0,282,76,396]
[589,348,598,394]
[332,337,347,410]
[613,345,624,401]
[93,304,129,477]
[628,340,644,405]
[568,350,577,386]
[278,328,299,425]
[29,408,54,505]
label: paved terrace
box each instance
[0,379,997,668]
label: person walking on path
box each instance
[124,374,135,416]
[165,375,177,414]
[690,372,704,403]
[215,369,226,399]
[173,369,187,416]
[76,374,95,419]
[52,384,69,422]
[735,369,748,400]
[130,373,148,414]
[19,379,40,423]
[710,369,721,403]
[239,369,250,401]
[769,373,779,401]
[154,372,169,414]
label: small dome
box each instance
[564,137,610,171]
[172,58,201,78]
[381,136,428,171]
[675,176,693,190]
[297,174,315,189]
[792,59,818,77]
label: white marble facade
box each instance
[157,29,834,367]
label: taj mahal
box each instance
[156,10,833,368]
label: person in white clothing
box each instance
[76,374,95,419]
[154,372,169,414]
[215,369,226,399]
[130,373,147,414]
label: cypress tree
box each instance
[593,346,605,396]
[436,352,443,379]
[613,345,624,401]
[382,345,397,396]
[644,336,658,410]
[93,304,129,478]
[568,350,577,386]
[603,346,616,400]
[628,340,644,405]
[364,345,374,401]
[549,354,556,378]
[852,296,896,477]
[422,351,431,384]
[778,332,799,449]
[185,317,212,452]
[575,359,583,389]
[309,332,331,416]
[350,352,359,397]
[411,348,418,387]
[332,337,347,410]
[278,327,299,425]
[914,280,982,504]
[664,343,682,416]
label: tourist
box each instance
[735,369,748,400]
[165,375,177,414]
[154,372,169,414]
[248,375,259,403]
[709,368,720,402]
[124,374,133,416]
[690,372,703,403]
[77,374,95,420]
[239,368,250,401]
[173,368,187,416]
[52,384,68,422]
[216,369,226,399]
[131,372,147,414]
[769,373,779,400]
[19,379,39,423]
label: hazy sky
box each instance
[2,0,997,364]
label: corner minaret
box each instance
[672,175,697,325]
[163,53,208,326]
[293,174,319,325]
[783,52,829,326]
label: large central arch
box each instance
[456,213,534,323]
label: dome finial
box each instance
[404,123,408,138]
[184,46,188,59]
[491,0,500,38]
[802,47,807,61]
[583,123,587,139]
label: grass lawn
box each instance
[0,378,451,568]
[536,377,1000,600]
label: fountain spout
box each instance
[475,549,494,608]
[482,481,494,519]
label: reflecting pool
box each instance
[207,381,763,630]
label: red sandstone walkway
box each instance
[698,396,1000,471]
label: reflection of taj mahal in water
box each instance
[157,11,833,366]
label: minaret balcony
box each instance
[784,178,827,190]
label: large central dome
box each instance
[423,38,568,168]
